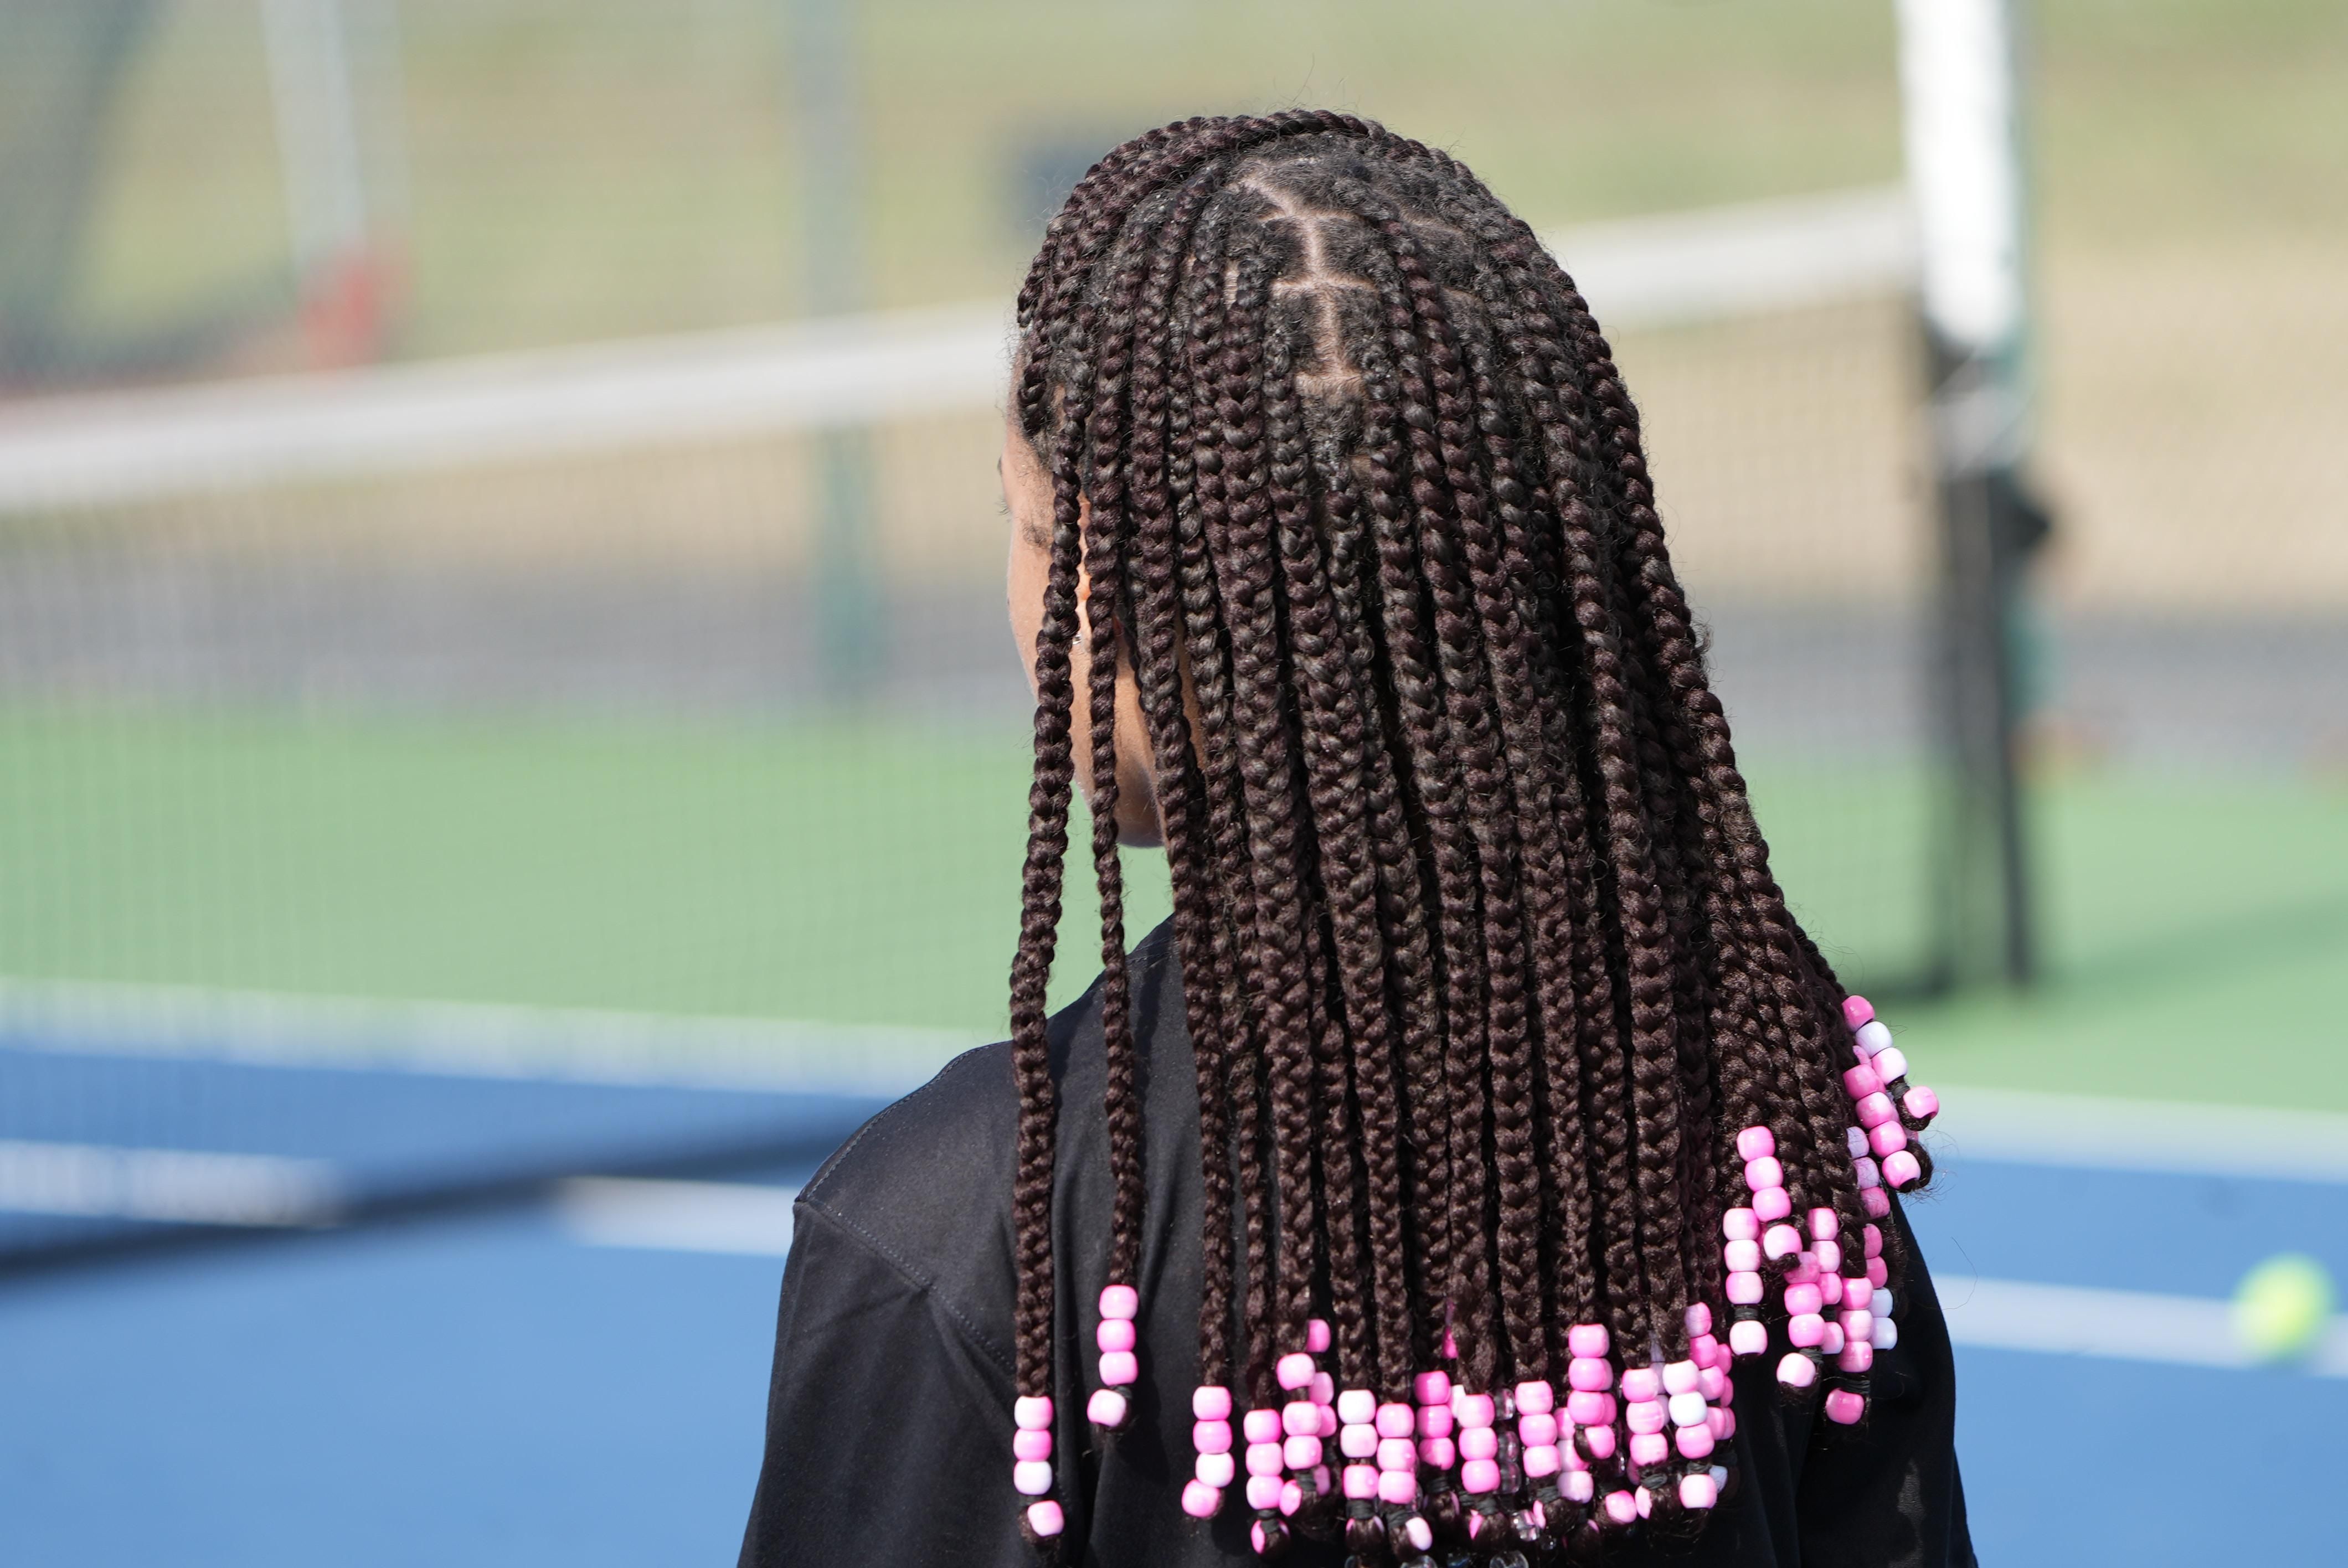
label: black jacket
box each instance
[740,922,1974,1566]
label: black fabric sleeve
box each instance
[1792,1199,1976,1568]
[737,1201,1029,1568]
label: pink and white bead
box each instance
[1091,1285,1140,1430]
[1451,1384,1500,1495]
[1013,1395,1058,1524]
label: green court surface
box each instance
[4,705,2340,1108]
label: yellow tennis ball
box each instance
[2233,1254,2336,1363]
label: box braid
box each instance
[1001,115,1940,1562]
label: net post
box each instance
[784,0,883,702]
[1898,0,2043,990]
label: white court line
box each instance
[0,1139,341,1227]
[1944,1276,2348,1378]
[0,976,979,1098]
[1934,1085,2348,1185]
[553,1177,798,1257]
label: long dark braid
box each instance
[1001,115,1940,1560]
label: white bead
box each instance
[1873,1287,1895,1318]
[1667,1392,1707,1428]
[1014,1459,1054,1496]
[1872,1316,1898,1349]
[1846,1126,1869,1159]
[1196,1451,1236,1487]
[1853,1020,1894,1058]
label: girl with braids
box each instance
[740,114,1972,1568]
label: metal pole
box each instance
[783,0,881,701]
[1897,0,2041,988]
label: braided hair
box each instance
[1001,114,1940,1564]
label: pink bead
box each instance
[1243,1409,1281,1444]
[1099,1350,1137,1386]
[1868,1120,1908,1157]
[1862,1187,1892,1218]
[1804,1206,1839,1241]
[1867,1256,1890,1288]
[1744,1156,1785,1192]
[1708,1406,1732,1440]
[1015,1428,1053,1461]
[1515,1380,1555,1416]
[1275,1352,1314,1391]
[1884,1150,1923,1188]
[1662,1359,1700,1396]
[1306,1318,1332,1353]
[1817,1272,1842,1308]
[1698,1365,1728,1402]
[1821,1323,1845,1355]
[1824,1389,1865,1425]
[1459,1426,1498,1461]
[1197,1451,1235,1487]
[1763,1224,1803,1261]
[1754,1187,1793,1221]
[1692,1332,1722,1366]
[1843,1064,1885,1100]
[1569,1322,1612,1358]
[1309,1371,1334,1407]
[1855,1091,1897,1129]
[1566,1390,1614,1425]
[1839,1340,1876,1374]
[1377,1435,1415,1471]
[1375,1402,1413,1439]
[1099,1283,1139,1321]
[1862,1224,1884,1257]
[1316,1404,1337,1438]
[1872,1046,1910,1084]
[1378,1469,1418,1506]
[1014,1459,1054,1496]
[1413,1369,1451,1406]
[1193,1385,1232,1420]
[1182,1478,1222,1519]
[1905,1085,1940,1121]
[1418,1436,1455,1469]
[1682,1299,1715,1336]
[1727,1270,1764,1305]
[1854,1019,1893,1058]
[1681,1471,1721,1510]
[1581,1422,1618,1461]
[1776,1352,1817,1389]
[1283,1401,1319,1437]
[1244,1473,1283,1511]
[1786,1256,1820,1285]
[1629,1430,1670,1467]
[1027,1499,1065,1538]
[1841,1308,1874,1341]
[1788,1313,1825,1348]
[1452,1391,1496,1430]
[1415,1404,1453,1439]
[1854,1156,1881,1190]
[1724,1238,1762,1271]
[1675,1424,1714,1460]
[1014,1395,1053,1431]
[1729,1319,1768,1356]
[1087,1388,1129,1427]
[1784,1283,1823,1316]
[1569,1357,1614,1391]
[1620,1368,1661,1402]
[1518,1412,1559,1447]
[1736,1126,1776,1161]
[1721,1210,1760,1243]
[1842,994,1875,1029]
[1193,1420,1232,1454]
[1816,1240,1844,1275]
[1626,1399,1667,1435]
[1284,1435,1322,1469]
[1460,1458,1501,1495]
[1245,1441,1284,1477]
[1523,1442,1562,1479]
[1096,1319,1136,1353]
[1604,1490,1638,1526]
[1343,1463,1378,1500]
[1336,1389,1376,1426]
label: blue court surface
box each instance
[2,1039,2344,1567]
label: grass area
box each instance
[0,705,1939,1034]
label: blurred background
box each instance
[0,2,2340,1563]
